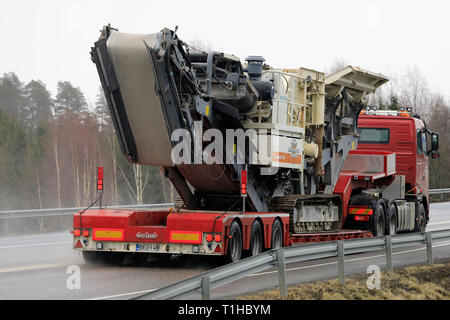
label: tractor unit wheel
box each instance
[370,201,386,237]
[414,203,426,233]
[385,203,398,235]
[226,221,243,263]
[249,221,264,257]
[270,219,283,249]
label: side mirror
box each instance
[431,132,439,151]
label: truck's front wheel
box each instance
[414,203,426,233]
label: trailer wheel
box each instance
[385,203,397,235]
[415,203,426,233]
[249,221,263,257]
[271,219,283,249]
[226,221,243,263]
[371,202,385,237]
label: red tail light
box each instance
[214,234,221,242]
[206,234,213,242]
[74,229,81,237]
[354,215,370,222]
[82,229,89,237]
[241,170,247,195]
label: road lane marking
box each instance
[428,220,450,226]
[0,241,72,249]
[0,262,69,274]
[88,288,158,300]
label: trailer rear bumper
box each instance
[74,238,223,256]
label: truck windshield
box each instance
[358,128,390,144]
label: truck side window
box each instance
[417,130,422,155]
[358,128,390,144]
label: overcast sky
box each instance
[1,0,449,106]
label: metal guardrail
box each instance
[0,203,174,219]
[429,188,450,194]
[429,188,450,201]
[134,229,450,300]
[0,187,448,218]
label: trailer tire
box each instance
[271,219,283,249]
[249,221,263,257]
[226,221,243,263]
[385,203,397,235]
[370,202,385,237]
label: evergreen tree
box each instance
[53,81,87,117]
[22,80,52,131]
[0,72,24,123]
[387,94,399,110]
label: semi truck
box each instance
[72,26,439,264]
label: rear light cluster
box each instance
[354,215,370,222]
[205,233,221,242]
[73,229,90,237]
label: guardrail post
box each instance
[426,232,433,266]
[276,248,287,298]
[337,240,345,285]
[385,235,393,273]
[201,276,211,300]
[39,217,44,233]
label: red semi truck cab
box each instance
[356,108,439,224]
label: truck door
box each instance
[421,131,429,192]
[416,129,427,192]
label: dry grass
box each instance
[238,260,450,300]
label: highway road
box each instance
[0,202,449,300]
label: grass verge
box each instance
[238,259,450,300]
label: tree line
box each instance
[0,66,448,210]
[0,73,174,210]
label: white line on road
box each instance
[0,262,69,274]
[88,288,158,300]
[0,241,72,250]
[428,220,450,226]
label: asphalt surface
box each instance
[0,201,449,300]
